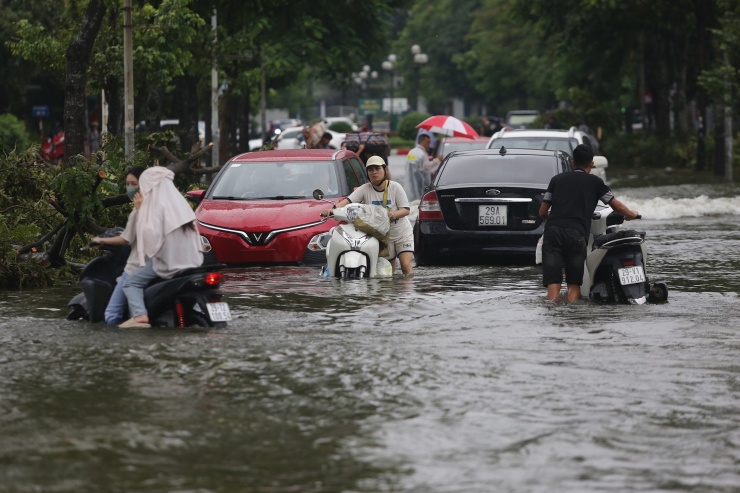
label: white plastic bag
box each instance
[535,234,543,264]
[353,204,390,236]
[375,257,393,277]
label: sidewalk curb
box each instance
[392,149,410,156]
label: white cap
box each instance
[365,155,386,168]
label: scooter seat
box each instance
[593,229,645,249]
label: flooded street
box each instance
[1,180,739,492]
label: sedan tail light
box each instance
[419,191,443,221]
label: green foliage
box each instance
[601,133,696,169]
[0,114,31,154]
[328,121,353,133]
[398,111,431,141]
[0,214,57,289]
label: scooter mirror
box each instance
[313,189,325,200]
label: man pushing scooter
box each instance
[538,144,639,303]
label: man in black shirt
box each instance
[538,144,639,303]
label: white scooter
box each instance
[313,190,390,278]
[582,203,668,304]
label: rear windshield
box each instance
[490,137,578,155]
[210,160,339,199]
[440,141,489,157]
[437,154,557,186]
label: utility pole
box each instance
[210,8,220,167]
[123,0,134,159]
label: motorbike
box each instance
[582,203,668,304]
[67,228,231,327]
[313,190,391,278]
[40,131,65,162]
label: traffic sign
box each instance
[358,98,382,115]
[32,105,49,118]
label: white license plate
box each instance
[618,266,646,286]
[206,302,232,322]
[478,205,508,226]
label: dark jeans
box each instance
[542,226,587,287]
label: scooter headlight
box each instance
[307,232,332,251]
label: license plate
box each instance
[206,302,232,322]
[618,266,646,286]
[478,205,507,226]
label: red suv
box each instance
[188,149,369,265]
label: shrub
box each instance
[398,111,431,141]
[0,114,31,153]
[328,121,353,133]
[601,133,695,169]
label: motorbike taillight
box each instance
[204,272,223,286]
[622,260,636,266]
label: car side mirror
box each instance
[186,189,206,205]
[313,189,324,200]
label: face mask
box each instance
[126,186,139,200]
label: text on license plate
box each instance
[478,205,507,226]
[206,302,232,322]
[618,266,646,286]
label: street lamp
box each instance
[353,66,377,128]
[382,54,397,131]
[410,45,428,112]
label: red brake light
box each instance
[419,191,444,220]
[204,272,223,286]
[622,260,636,267]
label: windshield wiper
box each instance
[212,195,250,200]
[254,195,305,200]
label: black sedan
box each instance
[414,147,571,265]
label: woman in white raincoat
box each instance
[119,167,203,328]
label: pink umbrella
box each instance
[416,115,480,139]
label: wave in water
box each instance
[619,195,740,220]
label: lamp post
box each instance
[382,54,397,131]
[410,44,428,112]
[353,66,377,125]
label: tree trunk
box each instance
[62,0,106,164]
[103,76,122,136]
[714,103,725,176]
[174,74,199,153]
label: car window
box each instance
[490,137,577,155]
[437,154,557,186]
[559,154,571,173]
[343,159,362,190]
[350,158,367,184]
[209,160,339,199]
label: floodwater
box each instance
[1,182,739,493]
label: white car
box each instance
[276,126,345,150]
[486,126,608,181]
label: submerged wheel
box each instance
[67,305,87,321]
[185,310,210,328]
[648,282,669,303]
[607,272,625,304]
